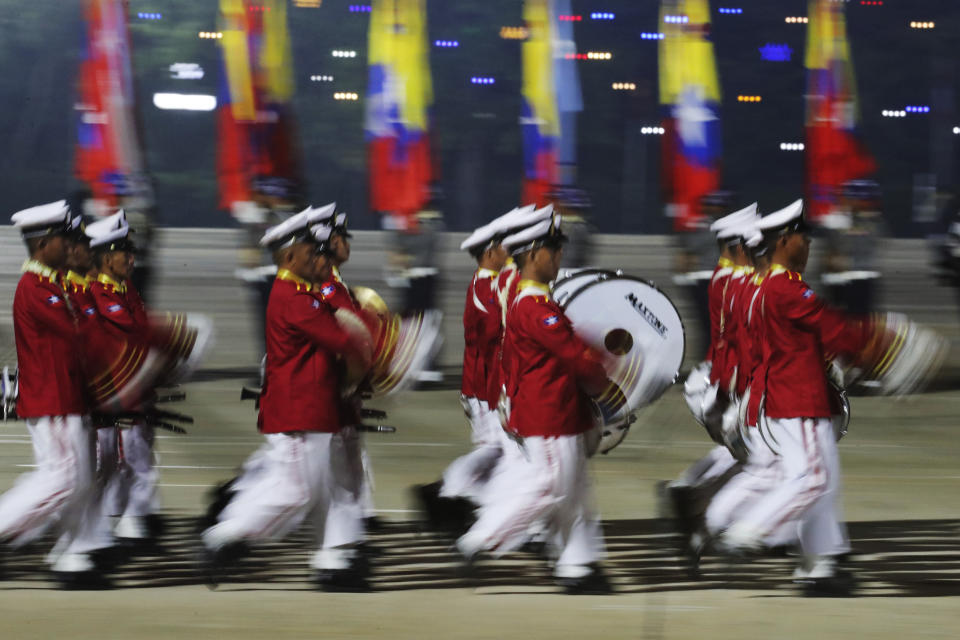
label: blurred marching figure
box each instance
[666,203,760,567]
[412,205,537,534]
[73,0,157,302]
[820,180,885,316]
[201,208,376,592]
[454,208,620,595]
[309,206,383,529]
[217,0,306,352]
[701,200,946,596]
[550,187,594,269]
[86,212,163,545]
[0,202,113,588]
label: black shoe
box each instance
[90,545,128,573]
[198,478,239,532]
[144,513,166,539]
[364,516,385,532]
[412,482,478,536]
[199,541,247,591]
[315,567,371,592]
[54,570,113,590]
[801,569,857,598]
[558,567,613,595]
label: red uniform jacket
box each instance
[488,262,520,407]
[735,272,763,399]
[461,268,501,405]
[315,268,365,425]
[13,263,87,417]
[707,258,734,382]
[758,266,871,419]
[91,273,149,341]
[719,267,753,395]
[64,272,98,323]
[502,281,608,438]
[259,270,355,434]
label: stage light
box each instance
[759,44,792,62]
[558,15,582,22]
[170,63,204,80]
[434,40,459,48]
[586,51,613,60]
[310,75,334,82]
[333,92,359,101]
[718,7,743,14]
[294,0,323,7]
[612,82,636,90]
[332,50,358,58]
[500,26,529,40]
[785,16,808,24]
[591,12,615,20]
[198,32,223,39]
[953,127,960,135]
[247,4,270,12]
[860,1,883,5]
[641,127,665,135]
[779,143,804,151]
[137,12,162,20]
[882,110,907,118]
[471,77,495,85]
[664,15,689,24]
[153,93,216,111]
[641,33,665,40]
[348,4,372,12]
[905,106,930,114]
[737,95,762,103]
[910,21,935,29]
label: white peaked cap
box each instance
[11,200,71,238]
[459,203,538,252]
[310,223,334,244]
[86,210,131,248]
[756,199,804,232]
[259,207,314,247]
[308,202,337,225]
[502,213,564,255]
[710,202,758,235]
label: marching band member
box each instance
[201,209,374,592]
[715,199,880,596]
[455,209,615,594]
[0,201,110,587]
[86,211,162,544]
[311,205,382,530]
[667,205,759,549]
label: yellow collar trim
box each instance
[331,266,343,283]
[517,279,551,295]
[476,268,498,279]
[717,257,735,269]
[66,271,92,289]
[21,259,59,282]
[768,264,802,281]
[97,272,127,293]
[276,268,312,290]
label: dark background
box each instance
[0,0,956,234]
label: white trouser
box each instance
[724,418,849,556]
[458,434,605,578]
[705,427,779,536]
[674,445,738,489]
[440,398,503,502]
[203,430,365,570]
[99,422,159,520]
[0,415,110,569]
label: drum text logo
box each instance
[625,293,668,338]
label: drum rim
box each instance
[559,274,687,374]
[552,268,618,292]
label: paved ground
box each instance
[1,384,958,638]
[0,229,958,637]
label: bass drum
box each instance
[560,275,686,419]
[552,268,619,309]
